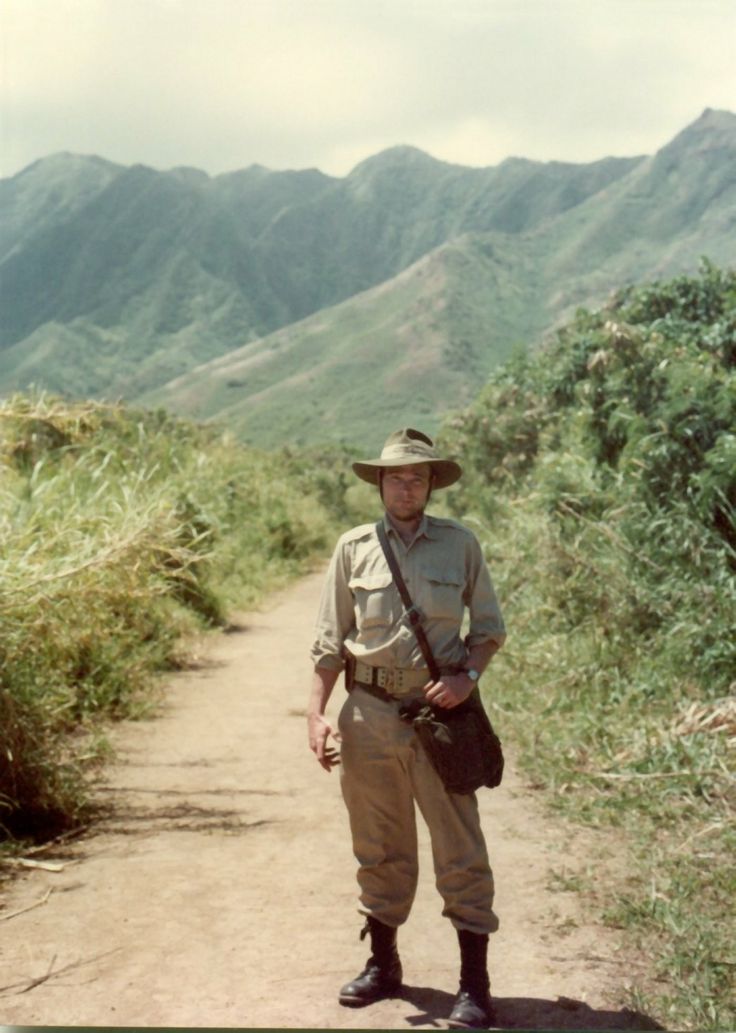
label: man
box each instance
[307,427,506,1030]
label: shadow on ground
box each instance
[399,984,665,1030]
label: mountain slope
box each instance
[0,153,122,262]
[0,138,640,393]
[142,233,542,448]
[535,108,736,314]
[0,109,734,446]
[145,111,736,448]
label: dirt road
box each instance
[0,571,659,1030]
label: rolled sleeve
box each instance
[464,537,506,651]
[310,536,355,671]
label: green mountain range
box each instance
[1,108,734,449]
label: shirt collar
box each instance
[382,511,435,543]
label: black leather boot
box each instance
[338,916,403,1007]
[448,929,495,1029]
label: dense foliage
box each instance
[0,396,352,841]
[440,262,735,1031]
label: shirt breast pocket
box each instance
[349,572,395,630]
[424,568,465,622]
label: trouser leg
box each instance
[339,687,497,934]
[338,688,419,927]
[408,720,497,935]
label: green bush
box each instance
[439,262,736,1031]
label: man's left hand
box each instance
[423,672,474,709]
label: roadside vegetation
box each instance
[440,261,735,1031]
[0,396,360,844]
[2,262,733,1028]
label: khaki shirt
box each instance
[311,513,506,673]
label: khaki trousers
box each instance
[338,686,498,934]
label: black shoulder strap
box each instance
[375,521,440,682]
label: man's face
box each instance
[381,463,432,522]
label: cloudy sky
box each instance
[2,0,735,180]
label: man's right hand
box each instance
[308,712,341,772]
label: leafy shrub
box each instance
[439,262,736,1031]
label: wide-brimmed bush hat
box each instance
[352,428,462,489]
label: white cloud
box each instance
[1,0,735,178]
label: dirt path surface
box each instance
[0,572,659,1031]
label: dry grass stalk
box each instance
[673,697,736,742]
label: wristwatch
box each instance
[464,668,480,683]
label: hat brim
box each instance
[352,457,462,489]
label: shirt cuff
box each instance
[465,630,507,650]
[311,652,345,672]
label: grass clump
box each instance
[0,394,350,843]
[440,261,735,1031]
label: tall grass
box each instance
[440,263,735,1031]
[0,394,349,842]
